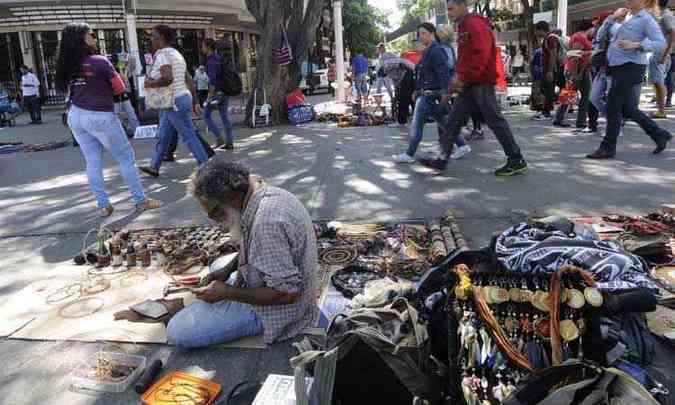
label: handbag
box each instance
[145,49,174,110]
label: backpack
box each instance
[214,54,243,97]
[544,34,568,71]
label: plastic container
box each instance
[70,351,146,393]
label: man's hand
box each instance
[545,71,554,82]
[194,280,230,303]
[613,8,630,20]
[659,52,669,65]
[618,40,641,50]
[441,94,451,104]
[452,79,465,94]
[192,103,202,117]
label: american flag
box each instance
[277,31,293,66]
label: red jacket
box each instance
[456,14,497,85]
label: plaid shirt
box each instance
[240,186,319,344]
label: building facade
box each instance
[0,0,259,105]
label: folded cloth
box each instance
[495,223,658,292]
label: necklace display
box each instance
[453,265,601,404]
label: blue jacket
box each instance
[352,54,369,75]
[415,41,451,95]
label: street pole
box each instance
[557,0,567,36]
[333,0,345,103]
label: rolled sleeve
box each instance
[641,15,666,53]
[248,220,301,294]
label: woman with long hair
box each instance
[139,24,209,178]
[56,22,160,217]
[587,0,672,159]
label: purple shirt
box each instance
[205,53,221,85]
[69,55,116,112]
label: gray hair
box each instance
[188,156,250,205]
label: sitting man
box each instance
[167,157,319,348]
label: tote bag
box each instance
[145,49,174,110]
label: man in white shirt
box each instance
[20,66,41,124]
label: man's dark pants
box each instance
[554,69,591,128]
[541,79,557,116]
[440,84,523,160]
[24,95,42,123]
[601,66,671,153]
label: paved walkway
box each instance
[0,96,673,404]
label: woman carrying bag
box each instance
[55,22,161,217]
[140,24,208,178]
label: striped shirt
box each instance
[150,47,189,99]
[240,185,319,344]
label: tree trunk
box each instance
[519,0,541,50]
[245,0,324,126]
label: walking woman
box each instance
[140,25,209,177]
[587,0,672,159]
[56,22,160,217]
[393,23,469,164]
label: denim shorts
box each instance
[649,54,671,85]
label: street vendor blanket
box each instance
[495,223,658,292]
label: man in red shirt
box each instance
[535,21,561,119]
[422,0,526,176]
[552,21,595,128]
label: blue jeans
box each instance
[150,93,208,170]
[354,73,368,98]
[114,99,140,135]
[406,95,465,158]
[67,104,146,208]
[590,70,610,117]
[166,274,263,348]
[203,96,234,143]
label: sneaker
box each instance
[577,127,598,134]
[100,205,114,218]
[222,142,234,150]
[139,166,159,178]
[418,157,448,171]
[450,145,472,160]
[494,159,528,176]
[393,153,416,163]
[213,139,225,149]
[533,114,551,121]
[466,129,485,141]
[135,198,162,212]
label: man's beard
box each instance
[224,207,243,242]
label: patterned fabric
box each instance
[240,186,319,344]
[495,223,658,292]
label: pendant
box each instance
[532,290,550,312]
[490,287,510,304]
[560,319,580,341]
[509,287,522,303]
[566,288,586,309]
[584,287,603,307]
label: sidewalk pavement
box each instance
[0,94,674,404]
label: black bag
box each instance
[325,298,442,404]
[214,54,243,97]
[503,361,659,405]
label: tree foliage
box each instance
[342,0,390,58]
[397,0,443,25]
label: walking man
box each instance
[351,52,369,105]
[20,66,41,124]
[421,0,526,175]
[202,39,235,150]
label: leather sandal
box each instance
[100,205,114,218]
[135,198,162,212]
